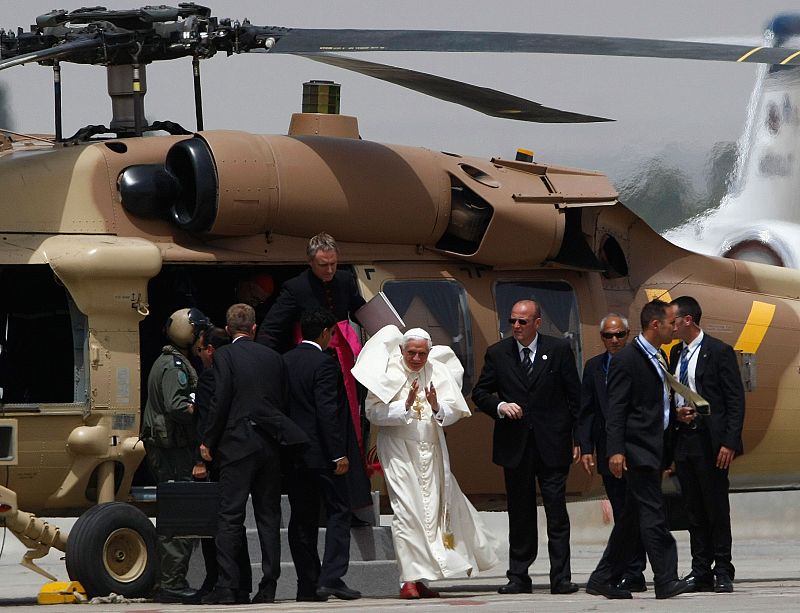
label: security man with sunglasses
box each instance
[576,314,647,592]
[473,299,581,596]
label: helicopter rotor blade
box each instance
[298,53,611,123]
[270,29,800,66]
[0,37,102,73]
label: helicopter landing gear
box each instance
[65,502,157,598]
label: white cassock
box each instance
[352,325,499,582]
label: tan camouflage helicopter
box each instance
[1,3,800,599]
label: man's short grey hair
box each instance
[402,327,432,350]
[307,232,339,259]
[600,312,629,331]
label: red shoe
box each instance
[399,582,420,599]
[415,582,440,598]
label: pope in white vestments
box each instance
[351,325,498,599]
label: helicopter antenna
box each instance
[52,60,62,142]
[192,56,204,131]
[0,129,55,145]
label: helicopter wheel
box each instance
[65,502,157,598]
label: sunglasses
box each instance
[508,318,530,325]
[601,331,628,339]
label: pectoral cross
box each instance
[412,393,425,420]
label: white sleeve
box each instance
[365,392,412,426]
[434,401,465,427]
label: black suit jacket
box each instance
[669,333,745,455]
[257,269,366,352]
[203,336,308,467]
[283,342,347,469]
[606,340,671,470]
[472,334,581,469]
[576,351,613,476]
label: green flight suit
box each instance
[142,345,198,591]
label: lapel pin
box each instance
[542,355,548,360]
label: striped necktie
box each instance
[521,347,534,379]
[679,346,690,386]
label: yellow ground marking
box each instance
[734,301,776,353]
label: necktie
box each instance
[655,350,710,414]
[679,346,690,386]
[521,347,534,379]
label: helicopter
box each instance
[2,1,800,600]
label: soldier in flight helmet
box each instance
[142,307,212,604]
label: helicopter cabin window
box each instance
[0,265,88,406]
[382,279,475,393]
[495,281,582,368]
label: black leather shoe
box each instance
[235,590,251,604]
[551,580,579,594]
[156,587,201,604]
[350,516,372,527]
[617,576,647,592]
[316,584,362,600]
[685,572,715,592]
[655,578,694,599]
[200,587,236,605]
[715,575,734,593]
[251,589,276,604]
[297,592,329,602]
[586,580,633,599]
[498,581,533,594]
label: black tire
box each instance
[65,502,158,598]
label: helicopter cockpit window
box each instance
[382,279,475,393]
[0,265,88,406]
[495,281,582,368]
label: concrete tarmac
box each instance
[2,491,799,611]
[1,536,799,612]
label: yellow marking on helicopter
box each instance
[780,50,800,65]
[734,301,776,353]
[736,47,764,62]
[645,289,672,302]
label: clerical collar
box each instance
[301,339,322,351]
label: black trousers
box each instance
[288,464,352,594]
[199,467,252,594]
[602,472,647,581]
[504,435,571,587]
[590,466,678,589]
[215,437,281,596]
[674,428,734,580]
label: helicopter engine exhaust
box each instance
[119,130,616,267]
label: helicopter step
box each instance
[185,492,401,599]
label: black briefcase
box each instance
[156,481,219,537]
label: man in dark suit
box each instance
[192,327,251,602]
[472,299,581,595]
[284,308,362,602]
[586,300,694,600]
[669,296,745,593]
[199,303,308,605]
[576,313,647,592]
[256,232,371,513]
[257,233,365,352]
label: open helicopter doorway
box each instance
[0,264,88,408]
